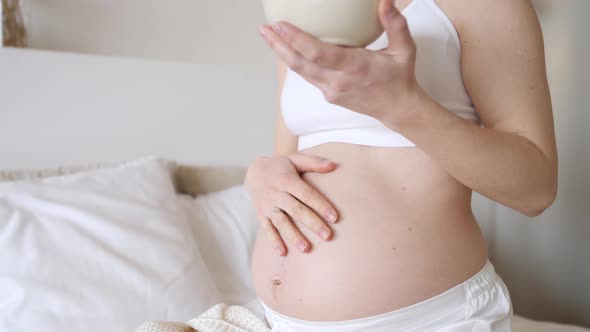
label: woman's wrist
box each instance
[381,82,432,132]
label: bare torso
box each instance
[251,0,491,322]
[250,143,488,321]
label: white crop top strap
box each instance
[280,0,481,151]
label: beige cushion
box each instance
[0,160,247,196]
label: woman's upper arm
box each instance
[274,60,299,156]
[446,0,557,168]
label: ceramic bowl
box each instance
[262,0,384,47]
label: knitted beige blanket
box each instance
[136,304,270,332]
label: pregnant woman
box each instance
[245,0,557,330]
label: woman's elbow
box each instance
[521,180,558,217]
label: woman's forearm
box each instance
[383,88,557,217]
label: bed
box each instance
[0,47,588,331]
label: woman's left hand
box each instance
[259,0,421,127]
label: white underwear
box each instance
[252,259,513,332]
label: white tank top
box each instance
[280,0,480,151]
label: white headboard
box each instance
[0,47,276,169]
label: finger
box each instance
[261,217,287,256]
[259,24,331,89]
[379,0,415,53]
[270,21,357,71]
[291,180,339,224]
[269,209,311,253]
[287,153,338,173]
[277,192,333,241]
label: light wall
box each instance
[27,0,274,68]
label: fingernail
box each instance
[320,228,331,241]
[271,23,283,35]
[258,25,267,36]
[321,159,333,166]
[274,245,283,255]
[326,210,338,223]
[296,240,308,253]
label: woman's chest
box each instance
[280,6,475,138]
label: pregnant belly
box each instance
[250,143,488,321]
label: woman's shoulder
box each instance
[435,0,539,42]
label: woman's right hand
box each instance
[244,153,339,256]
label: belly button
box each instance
[270,276,283,302]
[272,276,282,286]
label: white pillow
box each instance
[0,157,220,332]
[177,184,259,306]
